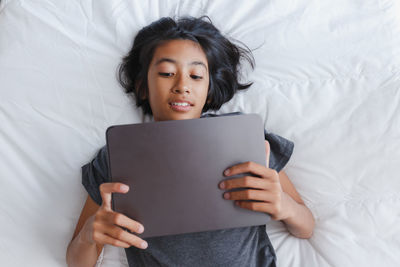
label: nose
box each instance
[172,74,191,94]
[173,86,190,94]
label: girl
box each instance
[66,16,315,267]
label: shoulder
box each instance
[201,111,294,172]
[81,145,110,206]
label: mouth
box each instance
[169,101,194,112]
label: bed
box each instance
[1,0,399,266]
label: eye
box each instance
[158,72,174,77]
[190,75,203,80]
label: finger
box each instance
[106,211,145,235]
[224,161,278,182]
[99,182,129,210]
[103,224,148,249]
[219,176,269,190]
[224,189,274,202]
[94,232,132,248]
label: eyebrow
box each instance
[155,57,208,71]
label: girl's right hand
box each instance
[82,182,148,249]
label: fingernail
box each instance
[121,185,129,191]
[141,241,148,249]
[223,192,230,199]
[138,225,144,234]
[224,169,230,176]
[219,182,225,189]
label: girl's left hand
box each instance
[218,161,291,221]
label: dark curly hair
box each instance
[117,16,255,115]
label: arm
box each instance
[66,196,103,267]
[275,170,315,238]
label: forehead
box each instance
[151,39,208,66]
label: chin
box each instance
[158,113,199,121]
[171,114,197,120]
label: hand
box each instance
[218,142,291,221]
[81,182,148,249]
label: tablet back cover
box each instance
[106,114,270,238]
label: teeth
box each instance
[171,102,190,106]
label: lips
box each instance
[169,100,194,112]
[170,102,190,107]
[169,99,194,106]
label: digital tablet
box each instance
[106,113,270,238]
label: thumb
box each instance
[265,141,270,168]
[99,182,129,210]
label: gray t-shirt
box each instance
[81,112,294,267]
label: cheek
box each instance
[200,79,210,100]
[147,74,167,99]
[146,71,155,96]
[147,80,161,108]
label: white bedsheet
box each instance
[1,0,399,266]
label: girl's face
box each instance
[146,39,210,121]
